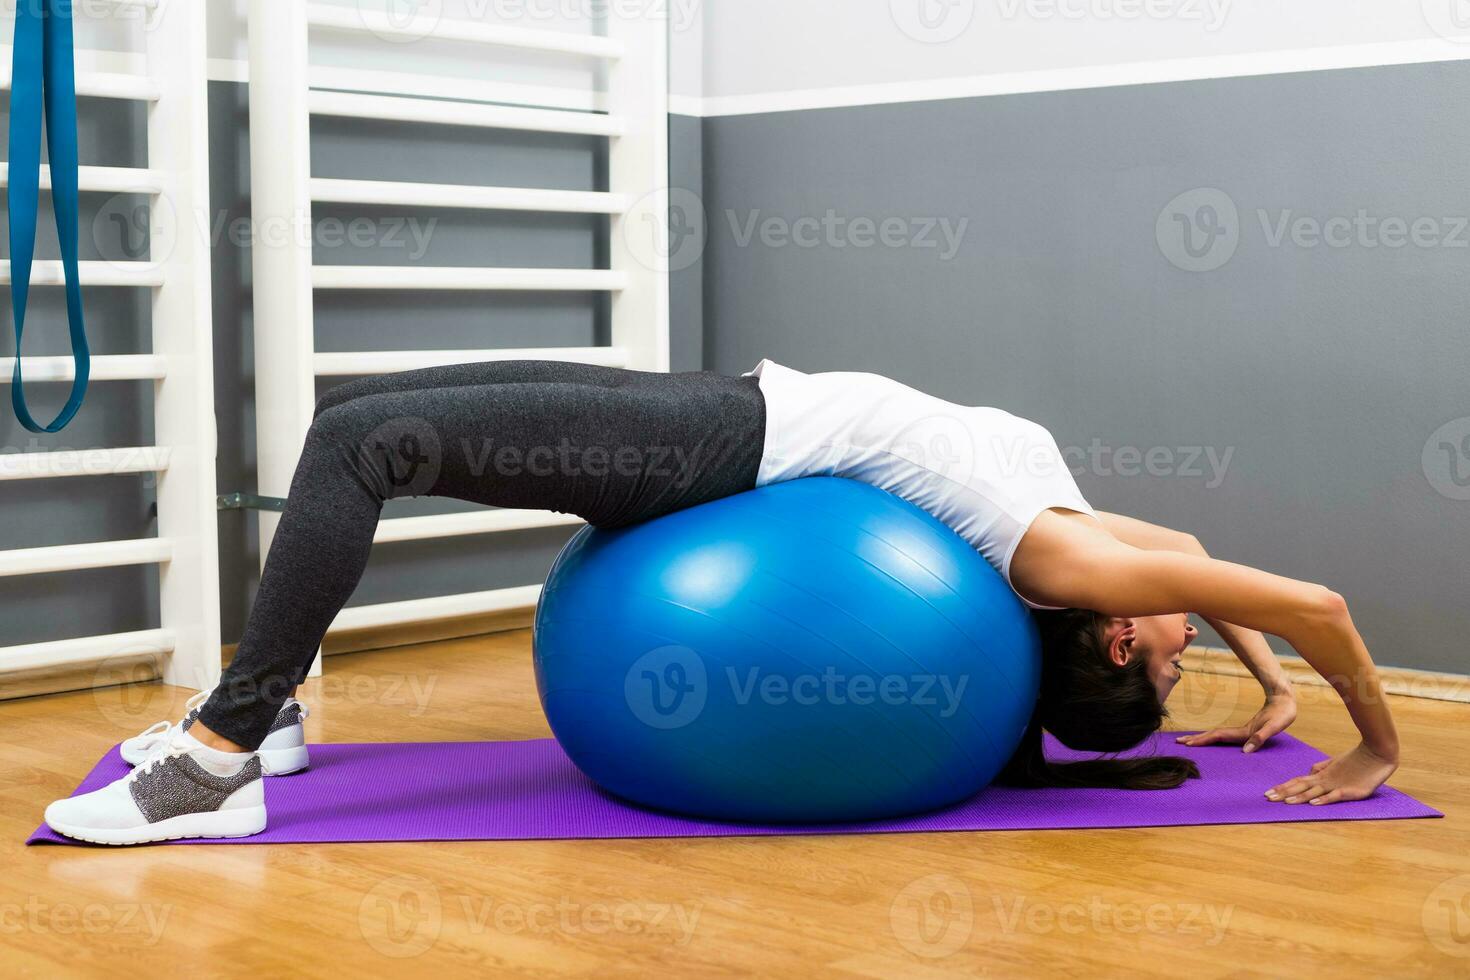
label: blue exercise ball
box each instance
[533,477,1041,823]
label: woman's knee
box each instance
[306,400,444,500]
[305,400,368,447]
[313,378,378,420]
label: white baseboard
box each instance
[1186,647,1470,704]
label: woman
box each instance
[44,359,1399,844]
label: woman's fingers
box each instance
[1176,727,1247,746]
[1242,723,1281,754]
[1256,715,1291,741]
[1285,783,1329,804]
[1263,746,1388,806]
[1265,774,1314,801]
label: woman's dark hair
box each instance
[997,607,1200,790]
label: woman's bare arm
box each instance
[1014,512,1341,629]
[1013,509,1399,803]
[1093,511,1292,698]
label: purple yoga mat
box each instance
[28,732,1439,846]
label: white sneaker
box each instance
[46,733,266,846]
[121,690,310,776]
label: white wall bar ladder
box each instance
[246,2,669,674]
[0,0,221,690]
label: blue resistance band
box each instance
[8,0,89,433]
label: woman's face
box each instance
[1106,613,1199,702]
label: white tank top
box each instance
[746,358,1098,610]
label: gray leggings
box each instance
[199,360,766,749]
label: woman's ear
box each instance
[1105,618,1136,668]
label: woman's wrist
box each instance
[1261,677,1295,701]
[1360,736,1400,765]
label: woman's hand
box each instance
[1265,741,1399,806]
[1175,692,1298,753]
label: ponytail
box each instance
[997,702,1199,790]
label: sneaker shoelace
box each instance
[135,687,211,740]
[126,737,190,785]
[131,720,171,742]
[131,688,213,755]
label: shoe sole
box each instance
[260,743,309,776]
[46,804,268,846]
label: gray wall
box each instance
[690,60,1470,674]
[668,113,704,371]
[5,79,668,648]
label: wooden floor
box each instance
[2,630,1467,978]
